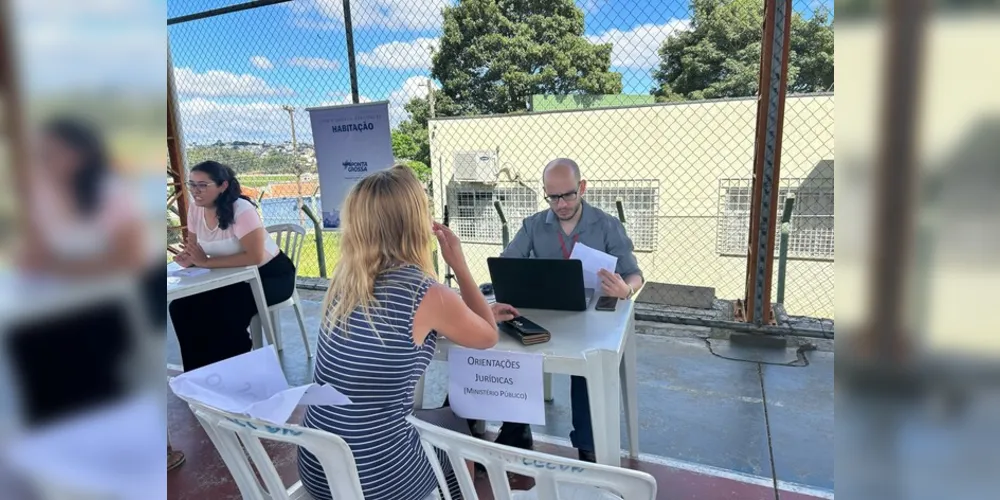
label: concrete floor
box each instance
[166,291,834,498]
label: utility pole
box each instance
[427,77,435,119]
[282,105,304,225]
[425,43,436,119]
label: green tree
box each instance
[651,0,833,101]
[392,130,420,160]
[433,0,623,115]
[392,129,433,184]
[186,145,300,175]
[186,146,258,173]
[392,89,461,172]
[403,160,432,184]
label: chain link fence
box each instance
[168,0,834,319]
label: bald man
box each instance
[494,158,643,462]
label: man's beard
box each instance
[556,203,581,221]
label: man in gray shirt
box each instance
[495,158,643,462]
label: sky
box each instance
[12,0,166,95]
[165,0,833,144]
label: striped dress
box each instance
[298,265,460,500]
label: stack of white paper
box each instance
[167,261,210,278]
[569,242,618,290]
[168,346,352,424]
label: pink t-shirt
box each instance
[32,176,159,263]
[188,198,279,265]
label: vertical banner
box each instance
[306,101,394,229]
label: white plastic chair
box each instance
[251,223,312,360]
[181,397,365,500]
[407,415,657,500]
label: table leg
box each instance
[620,327,640,459]
[586,352,622,466]
[247,270,275,353]
[543,372,553,402]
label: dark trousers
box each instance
[169,252,296,372]
[497,375,594,451]
[142,263,168,330]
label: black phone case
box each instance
[500,318,550,345]
[596,297,618,311]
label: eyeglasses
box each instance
[186,181,213,192]
[544,190,579,204]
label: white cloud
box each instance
[13,0,162,92]
[178,98,312,143]
[288,57,341,70]
[586,20,691,69]
[250,56,274,70]
[321,92,374,106]
[176,77,437,143]
[358,37,439,70]
[290,0,450,31]
[174,67,294,97]
[387,76,436,126]
[576,0,606,14]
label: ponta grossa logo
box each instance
[342,161,369,172]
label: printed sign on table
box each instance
[306,101,395,229]
[447,347,545,425]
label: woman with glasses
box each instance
[170,160,296,371]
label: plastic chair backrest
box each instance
[183,398,365,500]
[266,223,307,271]
[407,416,656,500]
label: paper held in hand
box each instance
[447,347,545,425]
[168,346,352,424]
[569,242,618,290]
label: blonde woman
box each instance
[298,166,518,500]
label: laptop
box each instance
[0,276,150,432]
[487,258,595,311]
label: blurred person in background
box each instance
[169,160,296,371]
[10,117,171,472]
[20,117,164,315]
[298,165,517,500]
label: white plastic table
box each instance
[0,273,152,439]
[166,264,275,368]
[416,298,639,467]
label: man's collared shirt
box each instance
[501,200,643,280]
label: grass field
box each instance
[169,230,441,282]
[167,230,341,279]
[240,174,299,189]
[296,231,342,279]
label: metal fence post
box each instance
[494,201,509,248]
[300,204,327,278]
[776,196,795,304]
[342,0,360,104]
[166,0,834,320]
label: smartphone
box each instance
[595,296,618,311]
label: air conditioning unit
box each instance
[453,150,498,183]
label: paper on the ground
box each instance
[168,346,352,424]
[569,242,618,290]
